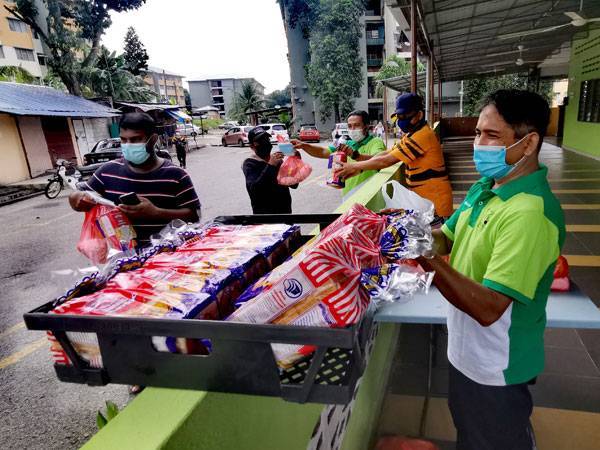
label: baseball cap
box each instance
[248,126,270,144]
[393,93,424,117]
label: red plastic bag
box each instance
[277,155,312,186]
[551,255,570,292]
[77,205,110,264]
[76,205,137,264]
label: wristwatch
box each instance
[351,149,360,160]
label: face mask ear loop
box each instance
[506,133,530,151]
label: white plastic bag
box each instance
[381,181,434,218]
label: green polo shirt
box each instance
[328,135,386,195]
[441,165,565,386]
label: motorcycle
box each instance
[44,159,102,199]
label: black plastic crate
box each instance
[24,214,375,404]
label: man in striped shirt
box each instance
[335,93,453,217]
[69,113,201,245]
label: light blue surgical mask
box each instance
[121,141,150,165]
[473,134,529,179]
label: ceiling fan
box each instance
[498,1,600,40]
[482,46,544,67]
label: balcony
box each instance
[367,58,383,68]
[366,37,385,46]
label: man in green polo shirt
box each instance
[416,90,565,450]
[291,110,385,196]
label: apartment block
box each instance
[187,77,265,118]
[143,66,186,106]
[0,0,48,79]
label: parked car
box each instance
[221,126,254,147]
[257,123,289,143]
[176,123,201,136]
[298,125,320,143]
[218,121,240,130]
[331,123,349,140]
[84,138,172,165]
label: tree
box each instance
[123,26,148,75]
[374,55,425,97]
[265,84,291,108]
[0,66,36,83]
[5,0,147,96]
[304,0,365,122]
[82,46,157,102]
[463,73,553,116]
[229,81,264,122]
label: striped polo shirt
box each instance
[389,122,453,217]
[441,165,565,385]
[86,158,201,244]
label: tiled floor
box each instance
[377,139,600,449]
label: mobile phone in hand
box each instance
[119,192,141,206]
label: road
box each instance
[0,142,342,450]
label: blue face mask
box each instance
[473,135,529,179]
[121,141,150,165]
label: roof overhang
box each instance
[388,0,600,81]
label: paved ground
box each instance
[0,142,341,450]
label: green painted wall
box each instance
[563,27,600,157]
[82,165,403,450]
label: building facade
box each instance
[143,66,186,106]
[187,77,265,119]
[282,0,466,133]
[0,0,48,79]
[0,82,117,184]
[281,0,398,132]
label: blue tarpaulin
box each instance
[166,109,192,123]
[0,82,119,118]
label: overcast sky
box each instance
[102,0,291,93]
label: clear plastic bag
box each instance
[277,155,313,186]
[361,263,434,306]
[380,211,434,260]
[381,180,435,220]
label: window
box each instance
[272,125,285,130]
[37,53,46,66]
[8,18,28,33]
[0,46,4,59]
[15,47,35,61]
[578,79,600,123]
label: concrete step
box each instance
[0,185,44,207]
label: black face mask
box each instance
[255,141,272,159]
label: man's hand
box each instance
[337,144,354,158]
[69,191,96,212]
[268,151,285,167]
[290,139,307,151]
[334,162,362,180]
[118,196,160,219]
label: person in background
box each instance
[415,90,564,449]
[242,126,296,214]
[173,133,188,169]
[375,121,385,138]
[334,94,453,218]
[69,112,201,246]
[291,110,386,197]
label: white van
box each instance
[256,123,289,143]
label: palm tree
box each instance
[229,81,264,122]
[81,47,157,102]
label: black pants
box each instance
[176,149,186,168]
[448,364,536,450]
